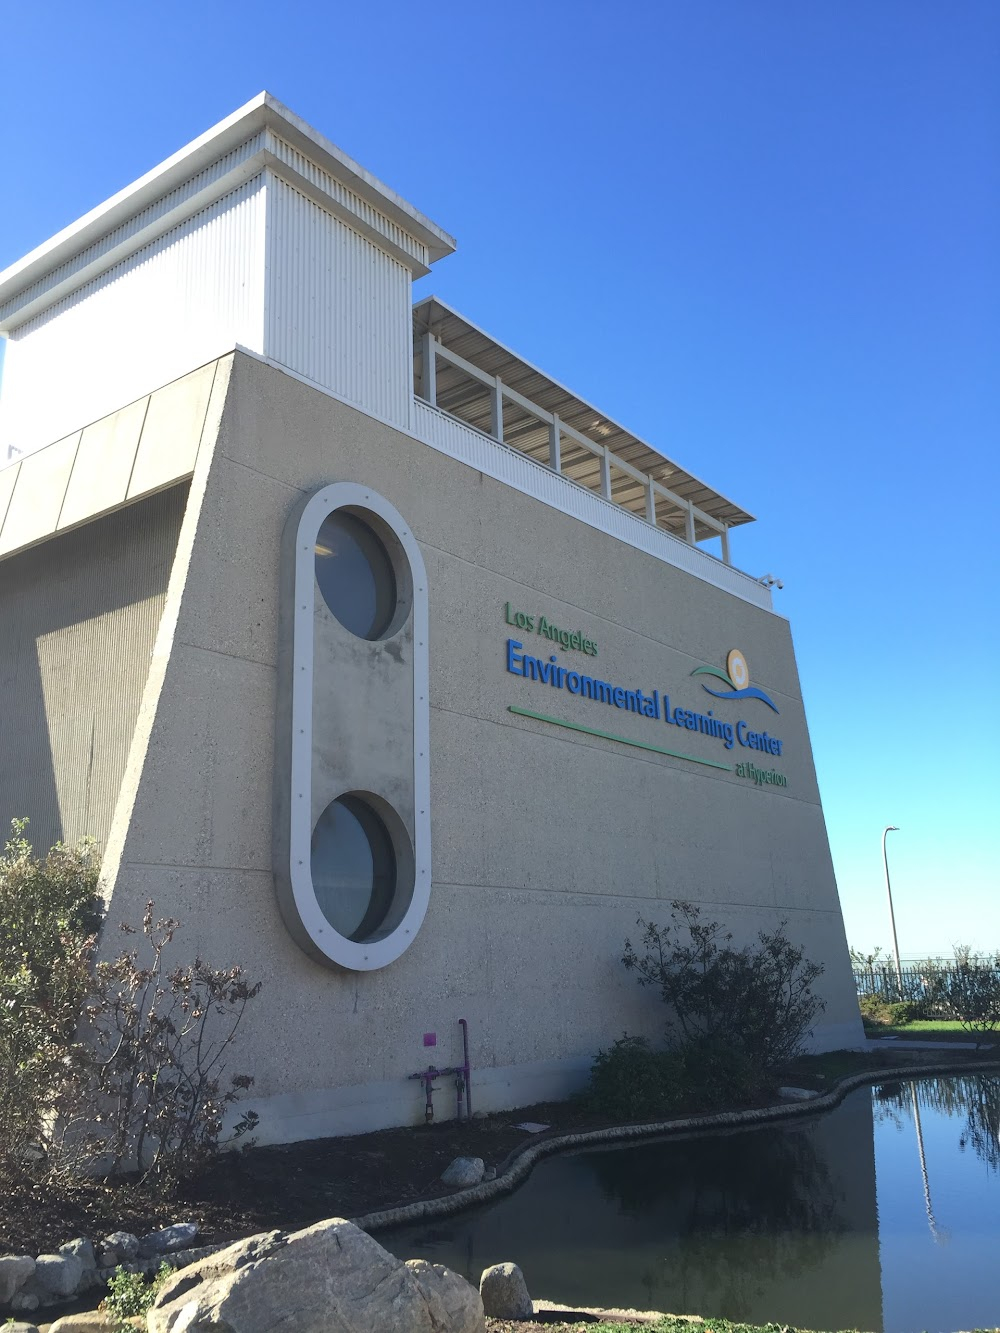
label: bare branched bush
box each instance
[74,903,261,1190]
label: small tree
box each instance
[936,947,1000,1048]
[622,901,825,1073]
[0,820,100,1178]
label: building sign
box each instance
[502,604,788,788]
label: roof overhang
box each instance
[413,296,754,532]
[0,93,456,331]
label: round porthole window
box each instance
[311,794,409,944]
[314,510,398,640]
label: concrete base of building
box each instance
[242,1019,865,1146]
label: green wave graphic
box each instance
[690,665,735,688]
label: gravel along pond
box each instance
[379,1075,1000,1333]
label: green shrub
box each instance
[936,949,1000,1046]
[586,1035,678,1120]
[859,995,918,1026]
[0,820,101,1179]
[623,902,825,1073]
[102,1260,173,1329]
[667,1034,770,1108]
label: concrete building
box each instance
[0,94,863,1144]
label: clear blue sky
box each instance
[2,1,997,957]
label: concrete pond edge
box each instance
[353,1056,1000,1233]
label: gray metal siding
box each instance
[0,485,187,855]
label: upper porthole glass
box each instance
[315,510,397,640]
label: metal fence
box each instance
[853,961,955,1012]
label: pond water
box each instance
[378,1076,1000,1333]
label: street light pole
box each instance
[882,825,903,997]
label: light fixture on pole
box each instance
[882,825,902,996]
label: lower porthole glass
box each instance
[311,795,397,943]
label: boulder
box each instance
[98,1231,141,1268]
[3,1322,40,1333]
[58,1238,98,1291]
[140,1223,200,1257]
[440,1156,485,1187]
[33,1251,84,1299]
[48,1315,142,1331]
[407,1258,486,1330]
[147,1218,484,1333]
[10,1291,39,1312]
[479,1262,533,1319]
[59,1238,97,1271]
[0,1254,35,1304]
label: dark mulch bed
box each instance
[3,1046,988,1258]
[2,1099,621,1256]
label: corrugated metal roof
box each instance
[413,296,753,538]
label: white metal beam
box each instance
[490,376,504,442]
[420,332,437,405]
[549,414,562,473]
[600,447,613,500]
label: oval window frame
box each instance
[281,483,430,972]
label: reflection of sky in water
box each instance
[378,1077,1000,1333]
[873,1076,1000,1333]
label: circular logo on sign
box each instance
[726,648,749,691]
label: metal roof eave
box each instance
[413,295,755,529]
[0,93,456,323]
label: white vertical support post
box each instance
[720,525,731,566]
[490,376,504,442]
[549,413,562,472]
[685,502,696,545]
[645,479,656,525]
[600,447,612,500]
[420,332,437,405]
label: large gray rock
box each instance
[0,1254,35,1303]
[98,1230,141,1267]
[3,1322,40,1333]
[147,1218,484,1333]
[479,1262,533,1319]
[440,1155,485,1188]
[59,1237,97,1271]
[33,1250,84,1299]
[58,1238,98,1291]
[407,1258,486,1330]
[48,1315,139,1331]
[140,1223,200,1257]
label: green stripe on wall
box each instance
[507,705,733,772]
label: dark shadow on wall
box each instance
[0,484,188,855]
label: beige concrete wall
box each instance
[101,352,863,1143]
[0,486,187,854]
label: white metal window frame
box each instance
[287,482,431,970]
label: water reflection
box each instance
[381,1090,881,1330]
[377,1076,1000,1333]
[874,1074,1000,1175]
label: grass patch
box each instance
[778,1042,998,1090]
[875,1020,994,1042]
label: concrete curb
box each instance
[353,1057,1000,1233]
